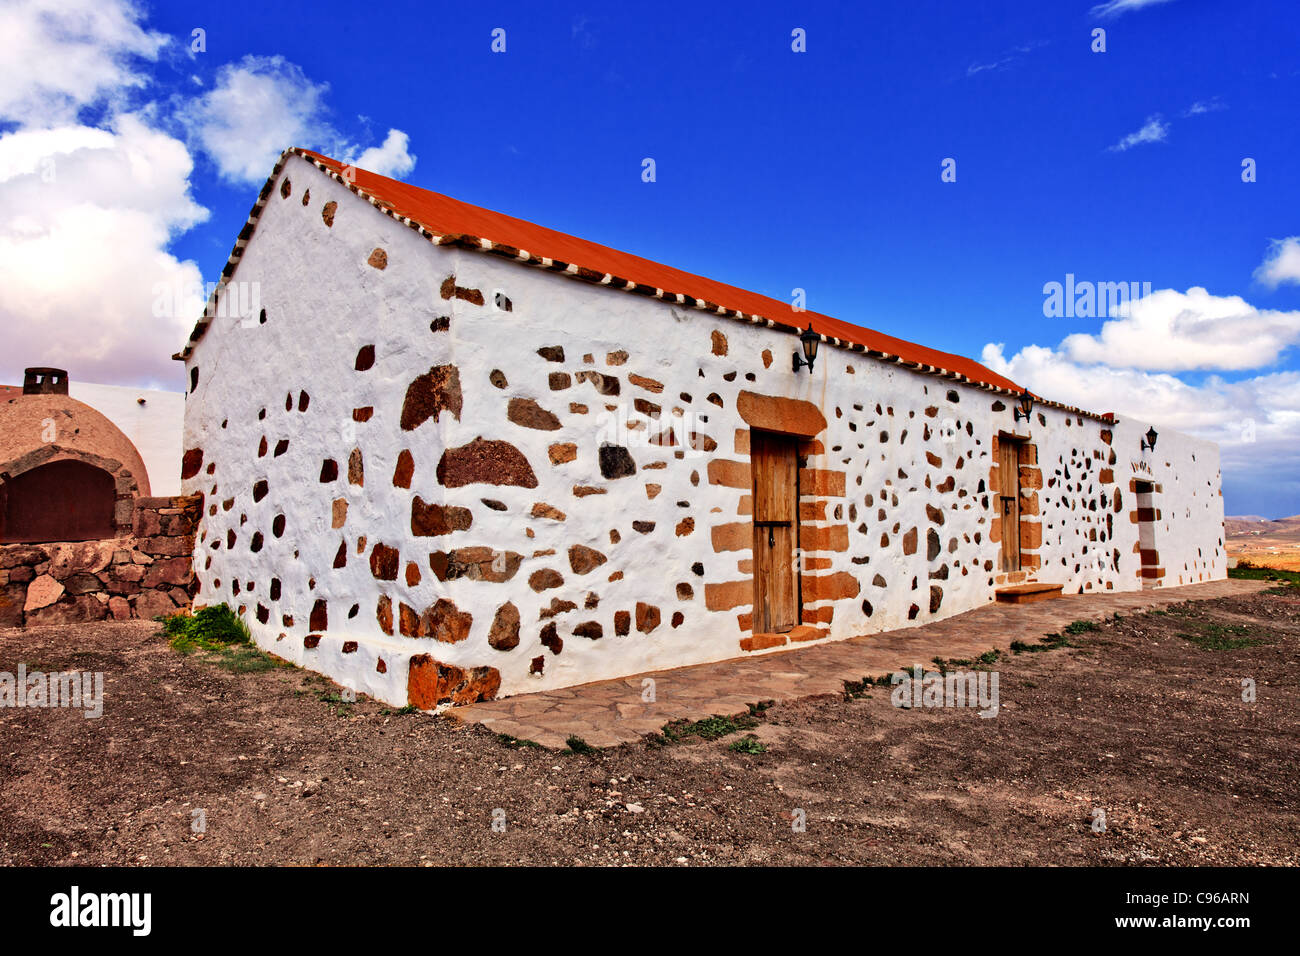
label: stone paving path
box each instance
[451,579,1267,749]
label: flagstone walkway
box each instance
[450,579,1267,749]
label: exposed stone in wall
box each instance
[488,602,520,650]
[437,439,538,488]
[429,547,522,583]
[598,444,636,480]
[507,398,561,430]
[407,655,500,708]
[411,497,473,536]
[401,365,463,430]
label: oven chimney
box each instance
[22,367,69,395]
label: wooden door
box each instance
[751,431,799,633]
[999,438,1021,572]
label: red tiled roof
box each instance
[295,149,1023,394]
[178,147,1112,422]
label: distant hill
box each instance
[1225,514,1300,536]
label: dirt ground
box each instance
[2,584,1297,866]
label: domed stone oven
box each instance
[0,369,200,627]
[0,368,151,544]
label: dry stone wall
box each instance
[0,495,202,628]
[180,153,1226,710]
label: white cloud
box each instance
[1109,114,1169,151]
[1058,287,1300,371]
[181,55,417,184]
[1254,237,1300,289]
[0,115,207,389]
[0,0,167,124]
[1090,0,1178,19]
[180,55,334,184]
[0,0,418,392]
[980,341,1300,490]
[1183,98,1226,117]
[348,128,416,179]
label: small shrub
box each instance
[1177,621,1267,651]
[728,735,767,754]
[565,735,597,754]
[1063,620,1100,635]
[158,604,250,653]
[1012,633,1074,654]
[663,714,758,741]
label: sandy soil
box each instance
[1,584,1297,866]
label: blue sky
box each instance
[2,0,1299,515]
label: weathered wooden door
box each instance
[751,431,799,633]
[998,438,1021,572]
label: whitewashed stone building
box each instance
[176,148,1227,709]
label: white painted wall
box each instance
[69,382,185,496]
[181,154,1227,708]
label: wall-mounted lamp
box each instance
[792,322,820,373]
[1013,389,1034,422]
[1141,426,1158,452]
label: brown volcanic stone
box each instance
[367,248,387,269]
[428,547,522,583]
[181,448,204,480]
[629,374,664,393]
[401,365,463,431]
[711,330,728,356]
[507,397,561,431]
[635,602,661,633]
[422,598,472,644]
[411,497,473,536]
[530,502,566,521]
[548,442,577,464]
[369,543,400,580]
[572,621,603,640]
[393,449,415,488]
[528,569,564,592]
[576,370,620,395]
[614,610,631,635]
[736,390,827,437]
[902,527,918,555]
[399,602,420,637]
[310,599,328,631]
[355,344,376,370]
[437,438,538,488]
[348,448,364,485]
[407,656,500,708]
[539,623,563,654]
[539,598,578,620]
[488,602,521,650]
[568,544,607,575]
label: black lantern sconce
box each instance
[1141,426,1158,452]
[792,323,820,373]
[1013,389,1034,423]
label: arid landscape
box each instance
[2,574,1297,867]
[1226,514,1300,572]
